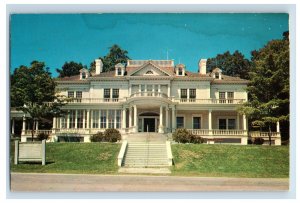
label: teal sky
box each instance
[10,13,289,77]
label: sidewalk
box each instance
[10,172,289,192]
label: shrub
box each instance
[103,129,121,142]
[172,128,204,144]
[253,137,264,145]
[90,132,104,142]
[37,132,49,141]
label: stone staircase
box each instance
[122,141,169,168]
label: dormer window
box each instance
[117,68,122,76]
[212,68,222,80]
[115,63,125,76]
[178,68,183,76]
[79,68,89,80]
[176,64,185,76]
[215,72,219,79]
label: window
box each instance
[112,89,119,99]
[108,110,115,128]
[68,91,74,98]
[117,68,122,76]
[176,117,184,128]
[193,117,201,129]
[141,85,145,96]
[100,110,107,128]
[147,85,153,96]
[69,110,76,128]
[104,89,110,99]
[154,85,159,96]
[227,92,234,103]
[215,72,219,79]
[146,70,153,74]
[218,119,227,129]
[82,72,86,79]
[219,92,226,103]
[61,115,67,129]
[92,110,99,128]
[228,119,236,129]
[181,89,187,99]
[77,110,84,128]
[76,91,82,98]
[116,110,121,129]
[178,67,183,76]
[189,89,196,99]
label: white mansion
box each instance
[14,59,281,145]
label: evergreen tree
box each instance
[56,61,87,78]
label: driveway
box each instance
[10,172,289,192]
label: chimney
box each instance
[199,59,207,75]
[95,59,103,75]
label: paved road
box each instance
[10,172,289,192]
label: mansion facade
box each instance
[15,58,282,145]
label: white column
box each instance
[12,119,15,134]
[60,117,63,129]
[159,105,164,133]
[208,110,212,135]
[243,114,247,131]
[158,84,161,93]
[36,120,39,131]
[236,113,239,130]
[168,84,171,97]
[90,110,93,129]
[83,110,86,129]
[22,116,26,135]
[129,107,132,128]
[172,106,176,132]
[75,110,78,129]
[139,84,141,93]
[86,109,90,129]
[129,84,132,96]
[166,107,169,132]
[67,112,70,129]
[114,110,117,129]
[133,105,138,133]
[53,117,56,129]
[187,88,190,100]
[122,108,126,129]
[99,110,101,129]
[276,121,280,133]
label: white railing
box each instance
[23,130,52,135]
[130,91,168,99]
[54,128,106,134]
[66,98,124,104]
[127,60,174,67]
[117,140,128,166]
[249,131,281,138]
[187,129,247,136]
[173,99,245,104]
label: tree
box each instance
[90,44,130,72]
[56,61,87,78]
[238,31,289,144]
[11,61,66,141]
[206,50,251,79]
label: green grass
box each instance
[171,144,289,178]
[10,142,121,174]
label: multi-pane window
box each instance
[141,85,145,96]
[227,92,234,103]
[100,110,107,128]
[117,68,122,76]
[154,85,159,96]
[215,72,219,79]
[181,89,187,99]
[189,89,196,99]
[193,117,201,129]
[92,110,99,128]
[108,110,115,128]
[178,68,183,76]
[228,119,236,129]
[77,110,84,128]
[147,85,153,96]
[176,117,184,128]
[69,110,76,128]
[82,72,86,79]
[219,92,226,103]
[116,110,121,129]
[219,119,227,129]
[76,91,82,99]
[112,89,119,99]
[68,91,74,98]
[104,89,110,99]
[61,115,67,129]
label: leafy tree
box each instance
[238,31,289,144]
[11,61,66,141]
[206,50,251,79]
[56,61,87,78]
[90,44,130,72]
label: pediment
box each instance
[129,62,170,76]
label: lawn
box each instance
[171,144,289,178]
[10,142,121,174]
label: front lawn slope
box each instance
[11,142,121,174]
[171,144,289,178]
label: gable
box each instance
[130,63,170,76]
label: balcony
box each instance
[173,98,245,104]
[130,91,168,99]
[65,98,124,104]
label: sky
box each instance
[10,13,289,77]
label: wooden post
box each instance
[42,140,46,165]
[14,140,19,165]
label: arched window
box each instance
[178,68,183,76]
[146,70,153,74]
[117,68,122,75]
[215,72,219,79]
[81,72,86,79]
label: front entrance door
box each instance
[144,118,156,132]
